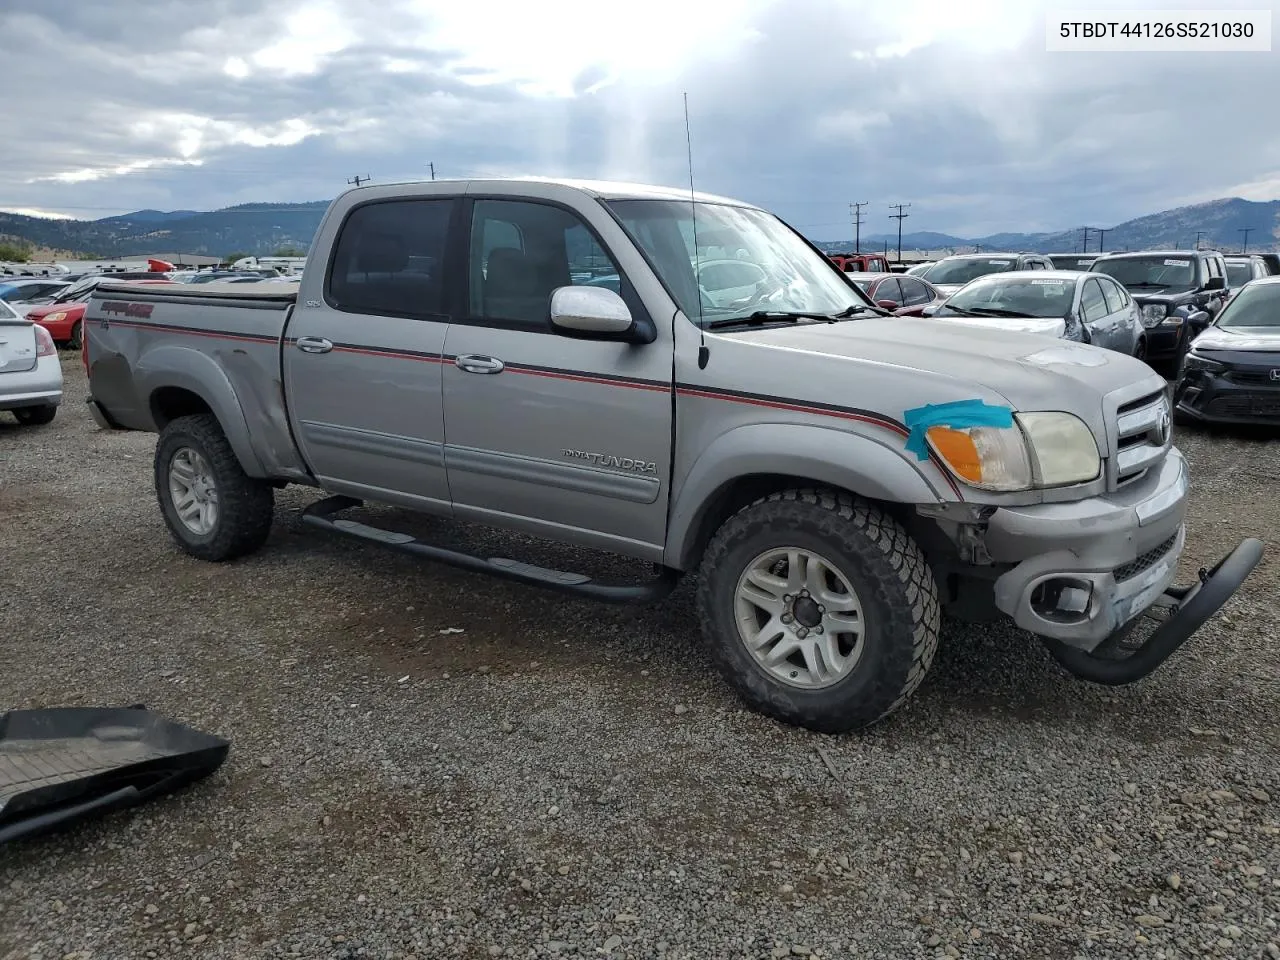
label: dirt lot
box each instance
[1,355,1278,960]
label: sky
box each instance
[1,0,1278,240]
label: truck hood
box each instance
[717,317,1161,413]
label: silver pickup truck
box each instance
[83,178,1262,733]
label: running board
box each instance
[301,495,682,603]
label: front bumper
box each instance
[1143,320,1189,361]
[988,450,1190,651]
[1174,370,1280,426]
[0,356,63,410]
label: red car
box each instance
[829,253,891,273]
[28,278,175,348]
[848,272,944,316]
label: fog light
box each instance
[1031,577,1095,624]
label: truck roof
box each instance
[341,176,754,208]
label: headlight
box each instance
[42,311,67,324]
[1181,352,1224,375]
[926,412,1100,491]
[1141,304,1166,327]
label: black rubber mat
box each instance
[0,705,229,845]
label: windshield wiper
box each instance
[705,305,883,330]
[937,305,979,316]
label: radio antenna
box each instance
[684,92,709,369]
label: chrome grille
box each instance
[1112,389,1171,487]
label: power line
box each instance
[849,201,868,253]
[1238,226,1253,253]
[888,203,910,261]
[346,174,371,186]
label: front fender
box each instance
[136,344,267,477]
[664,423,951,569]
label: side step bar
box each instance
[301,495,683,604]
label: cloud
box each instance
[0,0,1277,239]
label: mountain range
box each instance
[1,196,1278,259]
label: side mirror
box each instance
[876,299,899,310]
[920,303,941,317]
[1204,275,1225,291]
[549,285,644,342]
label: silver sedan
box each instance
[0,298,62,426]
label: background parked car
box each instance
[904,261,935,276]
[1224,255,1269,301]
[827,253,891,273]
[1046,254,1098,271]
[0,298,62,426]
[0,278,72,313]
[928,270,1145,357]
[1089,249,1228,368]
[1173,275,1280,426]
[846,272,945,315]
[912,252,1055,296]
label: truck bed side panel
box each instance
[85,285,310,481]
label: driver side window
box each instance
[467,200,625,332]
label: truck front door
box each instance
[282,196,457,511]
[440,197,674,560]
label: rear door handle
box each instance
[296,336,333,354]
[455,354,504,374]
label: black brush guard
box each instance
[1042,537,1264,684]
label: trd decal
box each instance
[100,301,155,319]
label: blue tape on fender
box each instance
[902,399,1014,461]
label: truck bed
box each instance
[85,280,308,481]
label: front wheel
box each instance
[696,489,940,733]
[68,321,82,350]
[1134,335,1148,363]
[153,414,275,561]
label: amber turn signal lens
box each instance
[926,426,983,483]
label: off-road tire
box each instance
[154,413,274,562]
[13,404,57,426]
[696,488,940,734]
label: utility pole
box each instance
[1096,228,1107,253]
[888,203,910,262]
[1194,230,1206,250]
[850,201,868,253]
[1079,227,1092,253]
[1239,226,1253,253]
[347,174,371,186]
[429,162,436,181]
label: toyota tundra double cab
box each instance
[82,178,1262,733]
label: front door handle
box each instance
[296,336,333,354]
[455,354,505,375]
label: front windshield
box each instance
[921,257,1016,285]
[56,275,100,302]
[1093,256,1195,289]
[1217,281,1280,328]
[604,199,872,324]
[939,276,1074,318]
[1225,262,1254,289]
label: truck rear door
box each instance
[281,197,457,511]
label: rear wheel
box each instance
[153,414,275,561]
[695,488,940,733]
[68,321,83,350]
[13,404,57,426]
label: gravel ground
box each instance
[1,354,1278,960]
